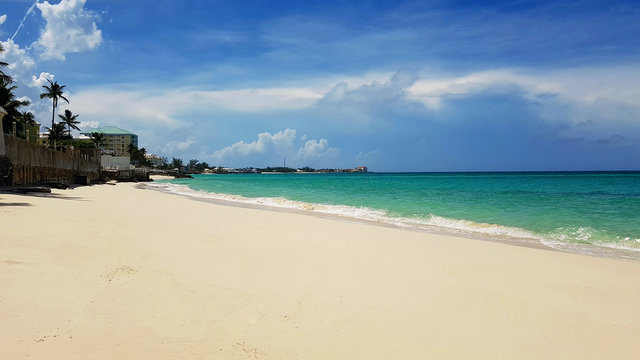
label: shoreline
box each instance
[146,176,640,262]
[141,181,557,253]
[2,181,640,359]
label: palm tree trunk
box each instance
[51,98,56,130]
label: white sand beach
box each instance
[2,181,640,359]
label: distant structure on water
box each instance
[81,126,138,156]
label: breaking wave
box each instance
[145,181,640,261]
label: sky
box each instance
[1,0,639,171]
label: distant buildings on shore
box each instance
[200,166,369,174]
[307,166,368,173]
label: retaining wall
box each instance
[2,134,101,186]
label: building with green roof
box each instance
[81,126,138,156]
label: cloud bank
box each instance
[57,65,640,171]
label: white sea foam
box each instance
[146,181,541,239]
[145,182,640,260]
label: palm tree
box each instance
[188,159,199,173]
[40,79,69,132]
[46,122,67,148]
[127,143,137,156]
[1,79,29,134]
[90,131,105,150]
[171,157,184,170]
[18,111,36,140]
[57,109,80,136]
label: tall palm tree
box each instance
[40,79,69,131]
[58,109,80,136]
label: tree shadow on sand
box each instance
[0,200,32,206]
[0,191,88,202]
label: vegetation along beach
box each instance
[2,1,640,359]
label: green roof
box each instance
[81,126,136,136]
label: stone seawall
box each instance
[2,134,101,186]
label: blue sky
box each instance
[1,0,639,171]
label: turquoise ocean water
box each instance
[151,172,640,260]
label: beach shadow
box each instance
[0,191,88,202]
[0,201,32,207]
[0,181,120,202]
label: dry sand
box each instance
[1,181,640,359]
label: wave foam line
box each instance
[147,182,541,238]
[146,182,640,257]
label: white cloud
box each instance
[407,70,536,109]
[297,138,338,159]
[192,87,323,111]
[31,72,55,87]
[210,129,297,161]
[67,85,324,132]
[208,129,338,167]
[0,14,7,25]
[162,136,197,155]
[0,40,36,83]
[321,72,414,104]
[68,89,181,128]
[407,67,640,111]
[36,0,102,60]
[62,72,407,133]
[79,120,99,129]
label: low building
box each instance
[81,126,138,157]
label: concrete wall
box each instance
[102,168,149,182]
[2,133,101,186]
[101,155,132,170]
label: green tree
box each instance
[127,143,151,167]
[127,143,136,157]
[0,79,30,134]
[188,159,199,173]
[90,131,105,149]
[17,111,36,139]
[57,109,80,136]
[171,157,184,169]
[40,79,69,132]
[195,161,210,173]
[47,122,68,147]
